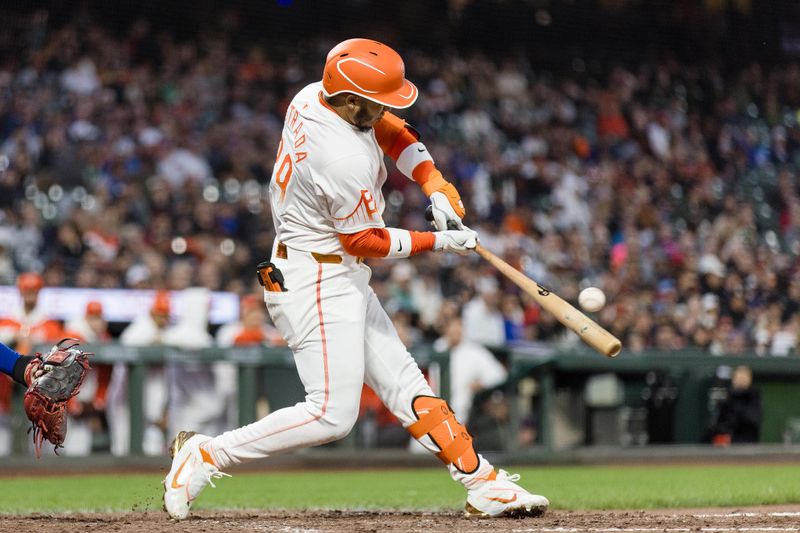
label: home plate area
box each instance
[6,506,800,533]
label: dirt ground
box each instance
[7,505,800,533]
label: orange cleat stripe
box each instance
[171,456,191,489]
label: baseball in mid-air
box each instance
[578,287,606,312]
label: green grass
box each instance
[2,464,799,514]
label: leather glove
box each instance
[429,191,466,231]
[24,338,91,457]
[433,229,478,255]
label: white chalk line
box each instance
[255,527,320,533]
[512,526,800,533]
[694,512,800,518]
[511,529,693,532]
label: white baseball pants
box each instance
[207,245,492,485]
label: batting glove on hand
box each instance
[433,229,478,255]
[429,191,465,231]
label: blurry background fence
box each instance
[9,344,800,457]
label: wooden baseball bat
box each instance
[474,244,622,358]
[424,205,620,356]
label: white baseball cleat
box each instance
[465,469,549,518]
[163,431,231,520]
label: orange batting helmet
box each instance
[322,38,418,109]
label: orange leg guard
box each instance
[407,395,479,474]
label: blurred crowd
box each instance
[0,9,799,452]
[0,13,799,356]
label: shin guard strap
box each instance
[436,433,472,464]
[407,401,450,439]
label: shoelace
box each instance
[204,466,232,489]
[497,469,521,483]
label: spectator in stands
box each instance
[462,277,506,348]
[3,8,800,363]
[0,273,62,352]
[712,366,762,445]
[61,301,112,456]
[501,294,525,342]
[434,317,508,421]
[215,294,284,348]
[0,273,62,455]
[107,291,172,456]
[215,294,285,428]
[358,385,407,448]
[164,287,227,438]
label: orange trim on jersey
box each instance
[318,92,338,115]
[339,228,435,258]
[334,189,379,223]
[232,264,330,449]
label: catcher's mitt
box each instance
[24,338,91,456]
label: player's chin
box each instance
[358,116,383,131]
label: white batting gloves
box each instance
[433,229,478,255]
[429,191,465,231]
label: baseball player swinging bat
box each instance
[425,207,622,358]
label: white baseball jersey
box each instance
[205,79,495,491]
[269,82,387,255]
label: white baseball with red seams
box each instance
[578,287,606,313]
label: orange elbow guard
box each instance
[374,112,419,160]
[408,395,479,474]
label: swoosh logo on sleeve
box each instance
[398,240,403,252]
[417,148,425,152]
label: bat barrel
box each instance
[473,244,622,358]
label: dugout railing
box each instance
[500,346,800,450]
[16,344,800,455]
[23,344,450,456]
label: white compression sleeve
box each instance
[396,142,433,179]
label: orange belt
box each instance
[276,242,363,264]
